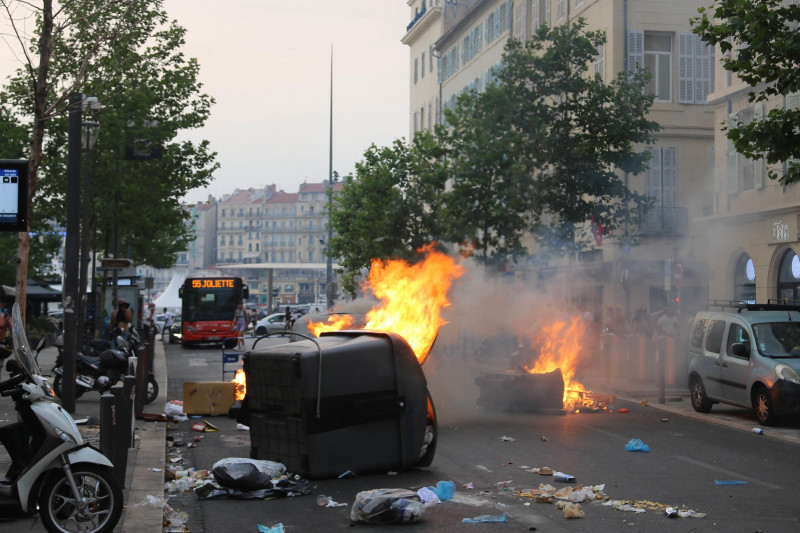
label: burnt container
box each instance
[475,368,564,412]
[239,330,437,479]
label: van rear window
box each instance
[691,318,708,348]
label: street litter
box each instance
[624,438,650,452]
[338,469,358,479]
[151,468,162,472]
[553,471,575,482]
[195,473,312,500]
[164,400,185,420]
[430,480,455,500]
[212,457,286,477]
[666,506,678,518]
[499,435,516,441]
[715,480,747,485]
[257,524,284,533]
[212,462,273,491]
[191,420,220,432]
[236,423,249,431]
[316,494,348,507]
[603,499,706,517]
[350,489,425,524]
[462,513,507,523]
[463,482,474,490]
[557,501,585,518]
[163,503,189,533]
[753,427,764,435]
[617,408,629,413]
[416,487,439,504]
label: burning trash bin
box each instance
[476,369,565,412]
[237,330,437,479]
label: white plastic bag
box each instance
[211,457,286,478]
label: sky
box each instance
[162,0,411,204]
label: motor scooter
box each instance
[51,327,158,404]
[0,304,123,532]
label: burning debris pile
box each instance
[476,315,613,413]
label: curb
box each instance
[120,339,168,533]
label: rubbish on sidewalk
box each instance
[463,482,474,490]
[714,480,747,485]
[164,400,184,419]
[665,506,678,518]
[236,423,249,431]
[338,469,358,479]
[603,499,706,517]
[257,524,284,533]
[753,427,764,435]
[660,418,669,422]
[624,438,650,452]
[641,400,648,407]
[500,435,515,441]
[617,408,629,414]
[74,416,100,425]
[137,413,169,422]
[416,487,439,504]
[462,513,507,523]
[195,474,311,500]
[163,503,189,532]
[350,489,424,524]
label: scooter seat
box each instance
[77,353,101,366]
[88,339,111,352]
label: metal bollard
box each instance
[99,393,115,461]
[123,375,136,448]
[134,346,148,415]
[145,327,155,374]
[110,385,128,485]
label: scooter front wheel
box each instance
[145,374,159,404]
[52,375,85,400]
[39,463,123,533]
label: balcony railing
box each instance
[638,206,688,236]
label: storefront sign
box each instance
[767,216,798,244]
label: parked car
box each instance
[687,302,800,425]
[255,313,290,336]
[154,314,166,334]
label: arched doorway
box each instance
[734,253,756,303]
[777,249,800,303]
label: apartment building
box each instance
[403,0,716,318]
[701,36,800,303]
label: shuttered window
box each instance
[678,32,712,104]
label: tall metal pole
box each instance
[62,93,82,413]
[326,47,335,310]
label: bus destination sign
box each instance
[191,278,235,289]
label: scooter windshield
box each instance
[11,303,42,379]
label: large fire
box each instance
[308,314,356,337]
[309,244,464,363]
[525,316,591,410]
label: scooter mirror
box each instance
[5,358,22,374]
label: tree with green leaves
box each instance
[693,0,800,185]
[1,0,217,318]
[328,130,449,296]
[443,19,658,263]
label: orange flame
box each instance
[232,368,246,401]
[308,244,464,363]
[526,316,589,408]
[308,314,356,337]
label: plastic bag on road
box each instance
[462,513,507,523]
[624,438,650,452]
[350,489,424,524]
[211,457,286,478]
[212,462,272,491]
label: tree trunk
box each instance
[15,0,54,326]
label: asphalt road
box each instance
[162,337,800,533]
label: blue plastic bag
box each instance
[462,513,507,524]
[625,438,650,452]
[431,480,455,501]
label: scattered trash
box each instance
[338,469,358,479]
[753,427,764,435]
[463,482,474,490]
[151,468,162,472]
[553,471,575,483]
[714,480,747,485]
[195,475,311,500]
[540,436,548,441]
[617,408,629,414]
[625,438,650,452]
[164,400,184,419]
[431,480,455,501]
[496,480,513,488]
[557,501,585,519]
[499,435,516,441]
[236,423,249,431]
[605,501,646,513]
[257,524,284,533]
[212,458,286,478]
[640,400,648,407]
[603,499,706,517]
[665,507,678,518]
[191,420,220,432]
[212,462,272,491]
[163,503,189,532]
[538,467,553,475]
[416,487,440,504]
[462,513,507,523]
[350,489,424,524]
[475,465,493,473]
[387,470,398,476]
[316,494,347,507]
[660,418,669,422]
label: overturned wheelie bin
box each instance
[237,330,437,479]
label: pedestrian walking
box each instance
[162,307,174,341]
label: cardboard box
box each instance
[183,382,235,415]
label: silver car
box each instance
[687,303,800,426]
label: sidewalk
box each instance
[119,338,168,533]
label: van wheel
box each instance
[753,386,777,426]
[690,377,713,413]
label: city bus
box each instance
[178,276,249,347]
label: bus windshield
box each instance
[182,278,242,322]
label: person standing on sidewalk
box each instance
[162,307,173,341]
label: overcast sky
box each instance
[163,0,411,204]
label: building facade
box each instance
[403,0,717,321]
